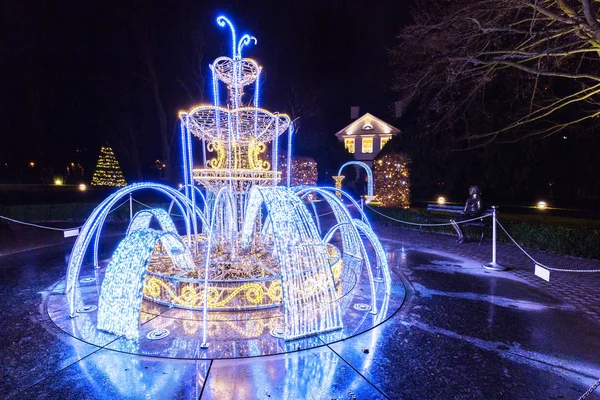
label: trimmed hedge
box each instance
[368,207,600,260]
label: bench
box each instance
[421,204,493,244]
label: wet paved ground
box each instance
[1,222,599,399]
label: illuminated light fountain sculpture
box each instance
[58,16,396,355]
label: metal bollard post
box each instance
[482,206,507,271]
[360,198,364,211]
[129,194,133,220]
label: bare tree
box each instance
[393,0,600,147]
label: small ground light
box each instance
[54,178,63,186]
[537,201,547,210]
[29,162,35,167]
[78,183,87,192]
[437,196,446,205]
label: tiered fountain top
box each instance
[181,16,290,145]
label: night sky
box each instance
[0,0,410,180]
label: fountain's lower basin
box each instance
[142,242,344,311]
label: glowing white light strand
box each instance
[287,124,294,187]
[180,117,190,199]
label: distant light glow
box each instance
[54,177,63,186]
[537,201,548,210]
[78,183,87,192]
[438,196,446,205]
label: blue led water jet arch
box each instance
[126,208,178,236]
[199,185,238,346]
[65,183,207,316]
[337,161,374,199]
[241,186,343,340]
[167,184,208,223]
[97,228,196,338]
[295,187,385,314]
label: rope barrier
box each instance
[318,211,334,217]
[132,198,187,218]
[579,377,600,400]
[365,204,492,227]
[0,215,81,232]
[496,220,600,273]
[0,197,131,232]
[132,198,152,209]
[365,205,600,274]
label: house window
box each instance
[344,137,355,154]
[380,137,391,148]
[362,137,373,153]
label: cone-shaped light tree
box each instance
[91,146,127,187]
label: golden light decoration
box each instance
[333,175,345,199]
[278,156,318,186]
[91,146,127,187]
[373,152,410,208]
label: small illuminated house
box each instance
[335,112,400,168]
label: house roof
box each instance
[335,113,400,138]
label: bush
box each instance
[495,221,600,259]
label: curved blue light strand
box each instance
[180,117,190,200]
[126,209,178,237]
[168,184,207,222]
[353,219,392,298]
[92,187,192,273]
[296,187,362,259]
[295,187,379,313]
[237,34,257,59]
[287,123,294,187]
[186,119,196,254]
[210,64,222,149]
[300,186,371,226]
[97,229,196,338]
[65,183,206,316]
[272,114,279,185]
[239,186,342,339]
[338,161,374,199]
[254,71,260,139]
[216,16,237,59]
[201,186,237,347]
[254,68,260,108]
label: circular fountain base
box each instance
[48,257,405,360]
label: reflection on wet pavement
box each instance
[1,238,599,398]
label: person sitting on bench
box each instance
[451,185,482,243]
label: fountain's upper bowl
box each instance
[183,106,290,143]
[212,57,261,89]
